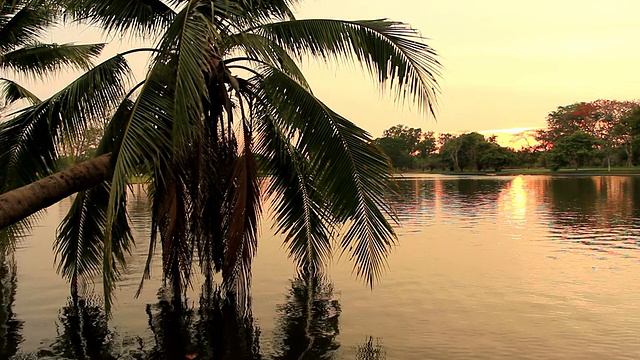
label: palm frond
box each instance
[0,53,131,193]
[62,0,175,37]
[255,102,332,274]
[154,1,213,152]
[190,116,232,283]
[151,162,193,297]
[254,18,440,114]
[222,32,310,90]
[209,0,297,31]
[0,43,105,78]
[55,182,133,297]
[0,212,41,253]
[223,116,261,302]
[103,64,174,312]
[54,99,135,300]
[0,1,55,53]
[0,78,40,105]
[257,66,397,286]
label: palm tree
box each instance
[0,0,440,310]
[0,0,111,242]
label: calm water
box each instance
[5,175,640,359]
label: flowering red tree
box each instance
[537,99,640,168]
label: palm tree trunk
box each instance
[0,154,111,229]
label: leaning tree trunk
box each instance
[0,154,111,229]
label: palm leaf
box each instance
[0,43,105,78]
[222,32,310,90]
[154,0,213,152]
[208,0,297,32]
[257,66,397,286]
[62,0,175,37]
[0,1,55,53]
[223,116,261,302]
[255,105,333,274]
[0,53,131,193]
[254,18,440,114]
[0,213,41,253]
[0,77,40,104]
[54,99,135,298]
[103,64,174,312]
[55,182,133,297]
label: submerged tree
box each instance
[0,0,441,309]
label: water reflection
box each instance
[145,286,261,360]
[354,337,387,360]
[543,176,640,257]
[12,175,640,358]
[0,254,22,359]
[392,177,513,228]
[272,276,341,360]
[30,276,347,360]
[46,296,115,360]
[392,175,640,259]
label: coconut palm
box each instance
[0,0,112,243]
[0,0,440,310]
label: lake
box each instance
[5,175,640,359]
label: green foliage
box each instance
[547,130,600,170]
[376,137,414,169]
[1,0,441,311]
[536,100,640,168]
[437,132,515,171]
[513,147,542,169]
[375,124,436,170]
[480,144,516,171]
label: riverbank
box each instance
[404,167,640,176]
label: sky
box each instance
[31,0,640,146]
[292,0,640,143]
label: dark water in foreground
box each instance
[4,175,640,359]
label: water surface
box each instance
[7,175,640,359]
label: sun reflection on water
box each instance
[498,176,528,227]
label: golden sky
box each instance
[293,0,640,139]
[32,0,640,142]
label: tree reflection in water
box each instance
[272,275,341,360]
[355,337,387,360]
[24,276,387,360]
[48,295,117,360]
[145,284,261,360]
[0,253,22,359]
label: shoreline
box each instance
[399,168,640,176]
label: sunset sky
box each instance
[294,0,640,141]
[35,0,640,145]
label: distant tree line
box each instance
[375,99,640,172]
[374,125,517,171]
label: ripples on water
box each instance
[6,175,640,359]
